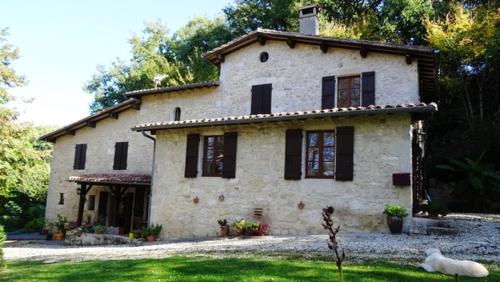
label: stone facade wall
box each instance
[45,108,154,222]
[46,38,419,236]
[150,114,413,239]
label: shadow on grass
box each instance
[1,257,497,282]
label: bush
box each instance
[0,224,5,270]
[94,225,106,234]
[24,217,45,232]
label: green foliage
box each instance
[55,214,67,232]
[437,152,500,195]
[141,224,162,238]
[0,225,5,270]
[94,225,106,234]
[0,28,26,104]
[217,219,227,227]
[384,205,408,218]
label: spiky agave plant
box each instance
[322,206,345,282]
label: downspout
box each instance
[142,130,156,226]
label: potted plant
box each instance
[258,223,269,236]
[142,224,162,242]
[245,221,260,236]
[232,219,246,236]
[383,204,408,234]
[54,214,68,240]
[218,219,229,237]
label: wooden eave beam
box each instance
[86,121,96,128]
[110,112,119,119]
[405,54,413,65]
[257,35,266,46]
[360,47,368,58]
[320,42,328,54]
[286,38,296,49]
[65,129,75,135]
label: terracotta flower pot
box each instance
[219,225,230,237]
[387,215,403,234]
[147,235,157,242]
[54,231,64,240]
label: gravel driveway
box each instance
[4,214,499,264]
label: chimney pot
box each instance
[299,4,320,35]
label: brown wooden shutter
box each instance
[222,132,238,178]
[251,84,272,114]
[79,144,87,170]
[336,127,354,181]
[284,129,303,180]
[73,144,87,170]
[184,134,200,178]
[73,145,82,169]
[322,76,336,109]
[361,72,375,106]
[113,142,128,170]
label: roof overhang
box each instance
[67,174,151,186]
[39,98,142,143]
[204,29,439,103]
[132,103,437,132]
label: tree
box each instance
[0,27,53,230]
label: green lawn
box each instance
[0,257,497,281]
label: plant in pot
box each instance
[383,204,408,234]
[232,219,246,236]
[218,219,229,237]
[258,223,269,236]
[245,221,260,236]
[54,214,68,240]
[142,224,162,242]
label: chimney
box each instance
[299,4,320,35]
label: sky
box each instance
[3,0,231,126]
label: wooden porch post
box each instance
[76,184,92,226]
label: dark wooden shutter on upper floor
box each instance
[335,127,354,181]
[361,72,375,106]
[322,76,336,109]
[184,134,200,178]
[73,144,87,170]
[222,132,238,178]
[113,142,128,170]
[251,84,272,114]
[284,129,303,180]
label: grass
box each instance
[0,256,498,281]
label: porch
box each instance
[68,174,151,234]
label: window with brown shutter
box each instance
[251,84,272,114]
[361,72,375,106]
[322,76,336,109]
[113,142,128,170]
[338,76,361,107]
[335,127,354,181]
[285,129,303,180]
[202,135,224,177]
[222,132,238,178]
[73,144,87,170]
[306,131,335,178]
[184,134,200,178]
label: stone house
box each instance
[41,5,439,238]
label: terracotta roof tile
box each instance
[132,102,438,131]
[68,174,151,186]
[125,81,219,97]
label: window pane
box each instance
[323,162,334,176]
[307,162,319,176]
[308,147,320,163]
[338,89,349,107]
[323,132,335,146]
[308,132,318,146]
[323,147,334,162]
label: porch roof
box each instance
[68,174,151,186]
[132,102,437,132]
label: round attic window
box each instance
[259,52,269,62]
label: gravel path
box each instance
[4,214,499,264]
